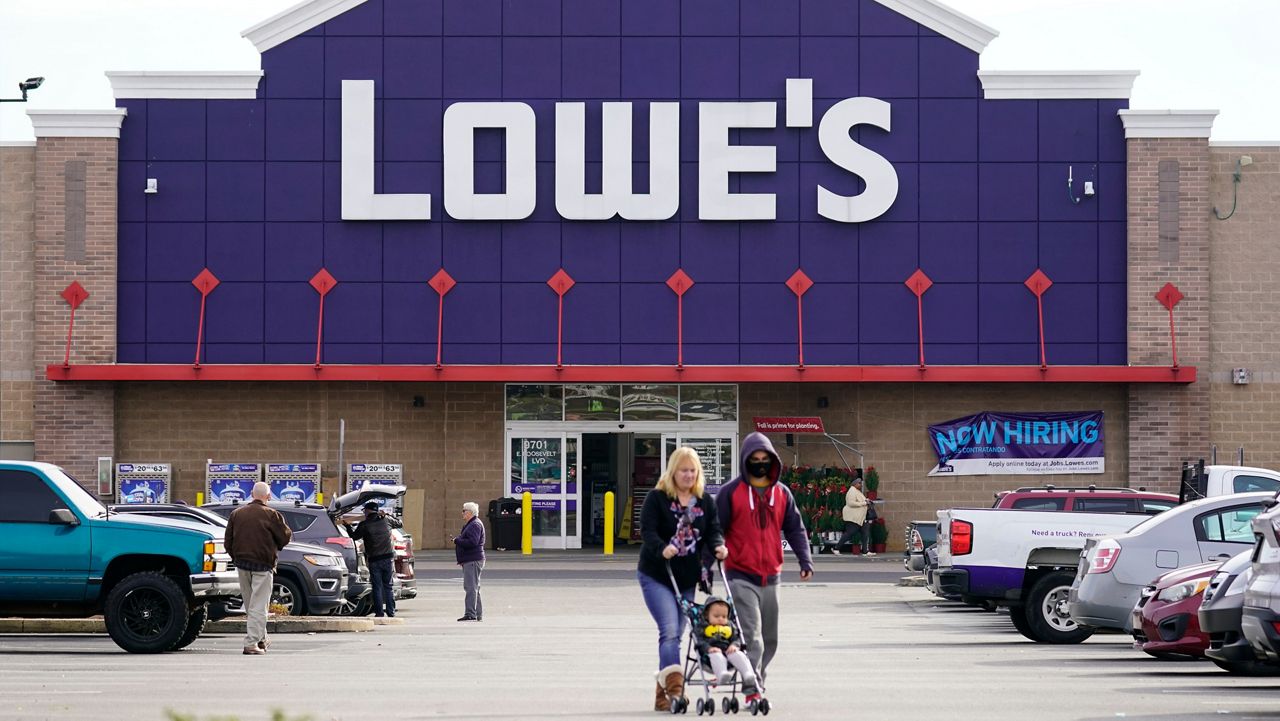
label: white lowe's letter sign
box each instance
[340,78,898,223]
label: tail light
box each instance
[950,520,973,556]
[1087,539,1122,574]
[909,529,924,553]
[325,536,355,549]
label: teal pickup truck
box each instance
[0,461,239,652]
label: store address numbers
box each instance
[341,78,898,224]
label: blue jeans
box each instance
[638,571,693,669]
[369,557,395,617]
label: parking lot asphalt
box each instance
[4,572,1280,721]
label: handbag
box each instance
[865,500,878,523]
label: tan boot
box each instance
[653,680,669,712]
[659,664,684,712]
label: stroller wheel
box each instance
[731,697,740,714]
[669,697,682,715]
[721,697,731,714]
[696,699,704,715]
[760,699,770,715]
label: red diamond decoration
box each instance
[547,269,575,297]
[60,281,89,310]
[666,269,694,297]
[1024,269,1053,297]
[309,268,337,296]
[786,269,813,297]
[905,268,933,297]
[429,268,456,297]
[192,268,220,296]
[1155,282,1184,311]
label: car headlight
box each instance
[1223,570,1250,598]
[1157,579,1209,603]
[303,554,338,566]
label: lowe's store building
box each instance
[2,0,1277,550]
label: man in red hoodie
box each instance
[716,432,814,683]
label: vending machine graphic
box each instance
[266,463,320,504]
[116,463,171,504]
[347,463,404,516]
[205,463,262,504]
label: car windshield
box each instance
[49,468,107,517]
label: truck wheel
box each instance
[1024,572,1093,644]
[172,604,209,650]
[1008,604,1035,639]
[103,572,190,653]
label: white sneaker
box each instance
[830,549,840,555]
[865,552,878,557]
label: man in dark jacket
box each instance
[224,481,292,655]
[344,501,403,618]
[452,501,485,621]
[716,432,813,681]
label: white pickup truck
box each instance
[934,463,1280,644]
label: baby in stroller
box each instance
[692,596,761,706]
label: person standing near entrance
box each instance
[637,446,727,712]
[716,432,813,682]
[834,478,869,555]
[452,502,485,621]
[223,481,292,655]
[344,501,402,618]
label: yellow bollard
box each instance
[521,492,533,555]
[604,492,615,555]
[317,492,324,505]
[196,492,203,506]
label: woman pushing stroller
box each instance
[637,446,727,712]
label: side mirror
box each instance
[49,508,80,526]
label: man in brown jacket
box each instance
[224,481,292,655]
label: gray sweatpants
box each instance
[238,569,273,649]
[728,579,779,684]
[463,560,484,619]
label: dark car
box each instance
[109,503,349,616]
[1198,549,1280,675]
[903,520,937,573]
[203,486,406,616]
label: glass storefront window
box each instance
[505,385,563,421]
[622,385,679,421]
[679,385,738,422]
[564,384,621,421]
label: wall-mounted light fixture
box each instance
[1067,165,1097,205]
[412,395,425,407]
[144,178,158,194]
[0,76,44,103]
[1213,155,1253,221]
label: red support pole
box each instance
[59,282,89,368]
[676,294,684,370]
[786,270,813,371]
[916,294,925,369]
[1168,306,1179,369]
[194,293,208,368]
[556,293,565,370]
[1036,294,1047,370]
[314,294,325,368]
[904,269,932,371]
[1024,270,1053,371]
[436,294,445,370]
[428,269,456,371]
[796,294,805,369]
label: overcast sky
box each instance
[1,0,1275,143]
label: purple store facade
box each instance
[9,0,1267,550]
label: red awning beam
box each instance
[45,363,1196,384]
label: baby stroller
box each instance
[665,560,771,716]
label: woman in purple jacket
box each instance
[451,501,486,621]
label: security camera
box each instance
[618,423,625,429]
[19,77,44,92]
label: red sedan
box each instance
[1131,561,1222,659]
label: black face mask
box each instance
[746,460,772,479]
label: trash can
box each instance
[488,497,522,551]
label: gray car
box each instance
[1069,492,1272,632]
[109,503,349,616]
[1198,549,1280,675]
[1241,499,1280,663]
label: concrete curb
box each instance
[0,617,375,634]
[897,575,927,587]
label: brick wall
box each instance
[0,145,36,449]
[1126,138,1212,489]
[115,382,504,549]
[1205,146,1280,467]
[32,138,118,479]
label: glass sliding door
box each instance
[506,433,582,549]
[662,434,738,496]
